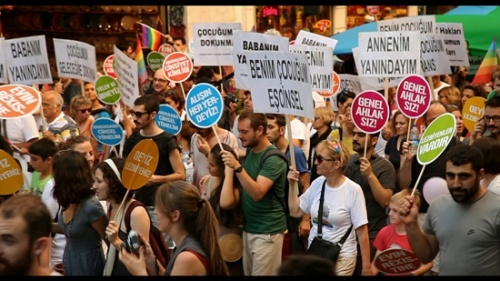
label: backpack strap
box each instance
[124,200,144,232]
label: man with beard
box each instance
[123,95,185,231]
[344,127,396,275]
[398,145,500,276]
[471,95,500,144]
[144,69,172,100]
[0,194,62,276]
[220,110,288,276]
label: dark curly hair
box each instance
[52,150,95,209]
[93,157,131,204]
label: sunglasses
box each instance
[316,155,335,164]
[129,110,150,118]
[78,108,92,114]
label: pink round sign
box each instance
[158,43,175,56]
[351,90,390,134]
[396,75,431,119]
[103,55,117,79]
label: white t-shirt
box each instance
[40,178,65,267]
[299,176,368,258]
[285,117,310,161]
[483,174,500,196]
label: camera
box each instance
[224,94,238,107]
[122,230,144,255]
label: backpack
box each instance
[124,200,170,268]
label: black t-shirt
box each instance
[123,130,180,206]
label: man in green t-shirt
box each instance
[221,110,287,276]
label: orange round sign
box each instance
[0,149,24,195]
[158,43,175,56]
[162,52,194,83]
[373,248,421,276]
[103,55,117,79]
[0,84,41,119]
[462,96,486,133]
[121,139,159,190]
[318,71,341,98]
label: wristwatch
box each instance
[234,165,243,173]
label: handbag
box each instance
[307,180,353,262]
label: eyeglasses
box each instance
[484,115,500,122]
[78,108,92,114]
[153,78,168,83]
[129,110,150,118]
[316,155,335,164]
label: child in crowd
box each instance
[371,189,433,276]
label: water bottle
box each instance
[409,124,420,156]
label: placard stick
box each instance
[285,114,298,193]
[406,118,413,142]
[219,66,224,96]
[384,77,389,101]
[112,189,130,221]
[411,165,426,196]
[112,146,119,158]
[211,126,224,151]
[363,135,368,158]
[180,83,186,100]
[427,76,436,101]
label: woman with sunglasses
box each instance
[287,139,372,276]
[69,95,98,162]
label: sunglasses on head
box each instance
[79,108,92,114]
[129,110,150,118]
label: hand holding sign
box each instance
[351,90,390,157]
[186,83,224,151]
[114,139,159,220]
[411,113,456,196]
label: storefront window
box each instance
[256,6,332,40]
[347,5,408,29]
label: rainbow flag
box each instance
[139,22,163,51]
[135,36,149,84]
[472,37,498,84]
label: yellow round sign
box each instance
[121,139,159,190]
[0,150,24,195]
[462,96,486,133]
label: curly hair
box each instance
[93,157,131,204]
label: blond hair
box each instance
[390,189,422,209]
[316,139,351,171]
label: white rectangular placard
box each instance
[352,48,405,91]
[289,45,333,92]
[193,22,242,66]
[113,45,139,109]
[436,23,469,67]
[53,38,97,83]
[377,15,436,34]
[232,30,288,90]
[419,33,452,76]
[295,30,338,50]
[357,31,420,77]
[243,51,314,119]
[4,35,53,85]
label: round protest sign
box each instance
[0,149,24,195]
[351,90,390,134]
[318,71,341,98]
[373,248,421,276]
[155,104,182,135]
[121,139,159,190]
[396,75,431,119]
[186,83,223,128]
[95,75,121,105]
[417,113,456,166]
[146,51,165,72]
[0,84,41,119]
[462,96,486,132]
[91,118,124,146]
[158,43,175,56]
[163,52,193,83]
[103,55,117,79]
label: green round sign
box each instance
[95,75,121,105]
[147,51,165,72]
[417,113,456,166]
